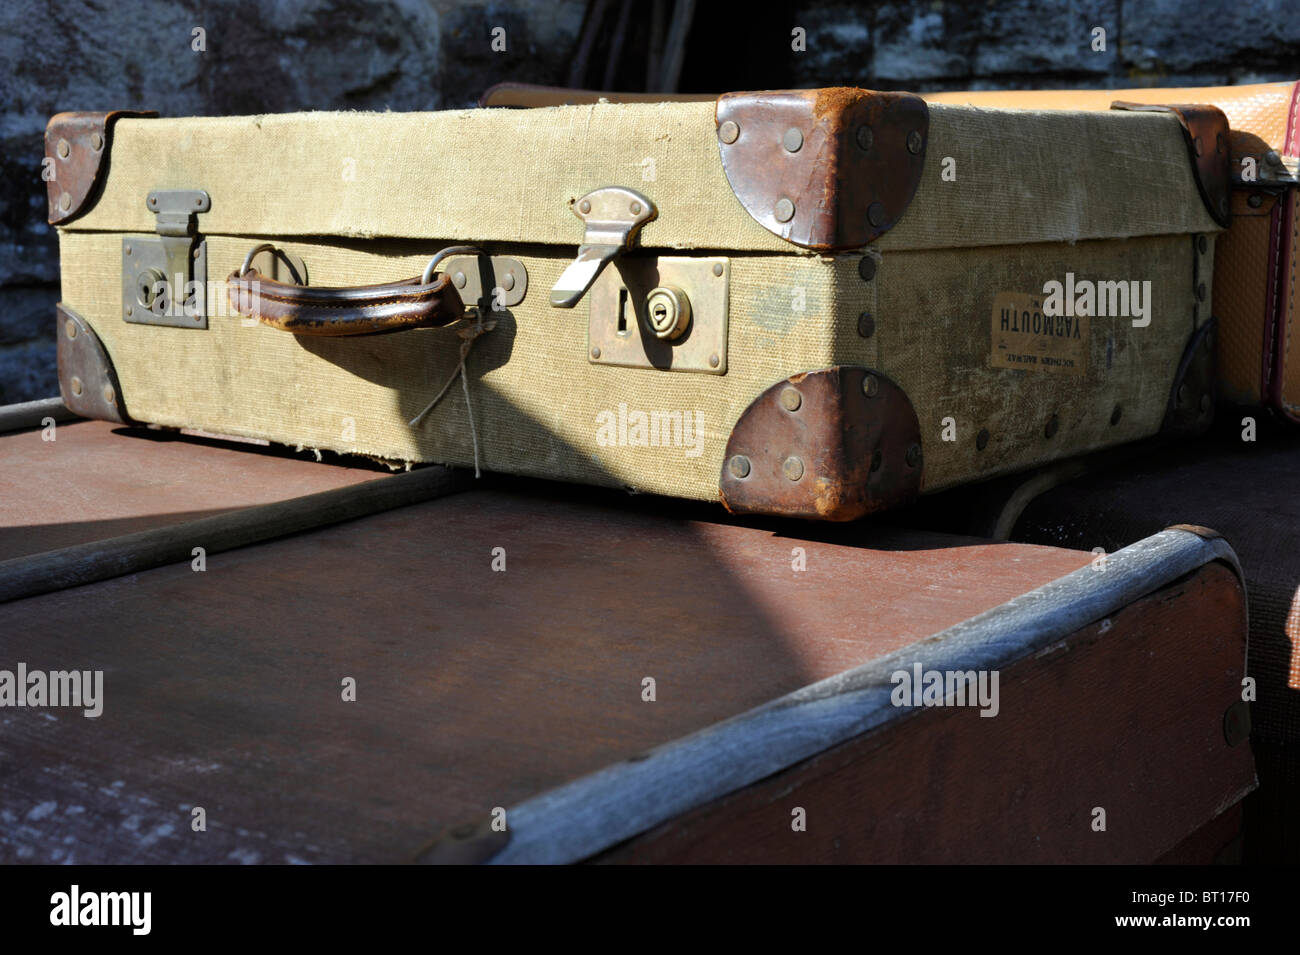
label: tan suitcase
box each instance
[45,88,1225,519]
[926,82,1300,421]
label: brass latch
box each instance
[122,189,210,328]
[550,186,656,308]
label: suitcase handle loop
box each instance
[421,245,484,285]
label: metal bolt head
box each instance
[866,202,885,228]
[782,127,803,152]
[453,271,467,289]
[1196,282,1206,301]
[501,272,516,291]
[64,319,78,340]
[630,200,642,215]
[862,373,879,397]
[782,456,805,481]
[708,352,720,368]
[590,346,601,359]
[91,132,104,151]
[906,130,923,154]
[728,455,751,479]
[856,125,873,151]
[1248,193,1263,209]
[56,138,71,159]
[858,255,876,282]
[70,376,83,396]
[102,384,116,405]
[712,263,724,277]
[1265,149,1281,167]
[976,428,989,451]
[905,444,922,467]
[779,387,802,412]
[1045,414,1059,439]
[125,305,133,316]
[59,192,71,211]
[578,199,591,214]
[125,244,132,255]
[774,198,795,223]
[718,120,740,144]
[857,312,875,338]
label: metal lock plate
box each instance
[588,256,729,374]
[122,189,210,328]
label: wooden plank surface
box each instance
[0,420,391,562]
[0,486,1092,863]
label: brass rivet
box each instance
[906,130,923,154]
[1265,149,1281,166]
[728,455,751,479]
[150,196,158,206]
[708,352,720,368]
[501,272,515,291]
[862,374,879,397]
[590,346,601,359]
[782,456,804,481]
[1196,282,1206,301]
[857,312,875,338]
[719,120,739,144]
[779,387,802,411]
[774,198,795,222]
[630,201,642,215]
[905,444,922,467]
[578,199,591,214]
[70,376,83,396]
[1045,414,1059,438]
[56,138,71,159]
[90,132,104,151]
[712,263,724,277]
[193,248,200,259]
[976,428,989,450]
[858,256,876,282]
[1197,235,1207,254]
[1247,193,1263,208]
[782,127,803,152]
[125,244,132,255]
[453,271,467,289]
[867,202,885,228]
[65,319,78,340]
[856,126,872,151]
[1194,136,1203,157]
[195,197,203,207]
[102,384,116,405]
[59,192,71,211]
[125,305,133,316]
[1110,405,1122,425]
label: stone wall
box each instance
[3,0,1298,402]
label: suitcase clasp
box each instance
[122,189,210,329]
[549,186,656,308]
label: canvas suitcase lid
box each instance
[45,87,1222,254]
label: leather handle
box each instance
[227,270,465,336]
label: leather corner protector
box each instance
[45,110,158,225]
[1110,101,1232,227]
[56,303,132,424]
[720,366,922,521]
[715,88,929,250]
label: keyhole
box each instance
[653,303,668,322]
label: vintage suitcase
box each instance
[0,419,1255,862]
[927,82,1300,421]
[981,421,1300,863]
[44,89,1225,520]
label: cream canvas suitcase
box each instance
[45,88,1226,519]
